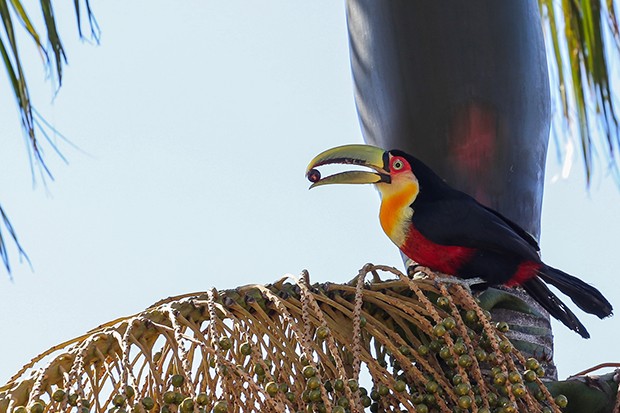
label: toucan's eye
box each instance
[392,158,404,171]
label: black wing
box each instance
[478,203,540,252]
[412,194,541,262]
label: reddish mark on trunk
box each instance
[448,103,497,204]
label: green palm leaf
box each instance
[540,0,620,184]
[0,205,29,276]
[0,0,98,274]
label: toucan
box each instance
[306,144,613,338]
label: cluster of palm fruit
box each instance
[37,375,228,413]
[355,293,568,413]
[0,265,568,412]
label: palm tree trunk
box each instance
[345,0,554,373]
[345,0,550,238]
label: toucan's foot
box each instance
[405,260,486,294]
[406,260,433,278]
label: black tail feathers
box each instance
[521,266,613,339]
[538,265,613,319]
[522,278,591,339]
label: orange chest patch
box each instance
[378,181,418,246]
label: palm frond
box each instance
[0,0,99,166]
[540,0,620,185]
[0,266,563,412]
[0,0,99,275]
[0,205,30,275]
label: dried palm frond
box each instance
[0,265,563,413]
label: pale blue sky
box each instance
[0,0,618,383]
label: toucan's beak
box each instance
[305,144,390,188]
